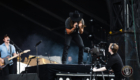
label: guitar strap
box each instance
[10,44,12,57]
[9,44,13,64]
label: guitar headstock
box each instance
[23,50,31,53]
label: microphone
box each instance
[7,39,10,41]
[35,40,42,47]
[75,24,79,33]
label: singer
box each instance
[62,11,86,64]
[0,35,19,76]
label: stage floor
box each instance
[22,64,113,80]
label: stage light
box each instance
[88,33,94,41]
[109,31,112,34]
[66,77,70,80]
[93,78,95,80]
[111,78,114,80]
[59,77,63,80]
[119,29,122,32]
[86,78,89,80]
[90,19,93,22]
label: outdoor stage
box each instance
[22,64,114,80]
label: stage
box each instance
[22,64,114,80]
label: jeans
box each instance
[62,33,84,64]
[1,64,14,76]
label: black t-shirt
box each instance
[105,53,124,78]
[65,17,85,34]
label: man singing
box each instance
[93,43,124,80]
[0,35,19,75]
[62,11,86,64]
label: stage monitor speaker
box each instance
[0,73,40,80]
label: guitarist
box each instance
[0,35,19,76]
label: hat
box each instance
[69,11,83,22]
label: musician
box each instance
[0,35,19,76]
[93,43,124,80]
[62,11,86,64]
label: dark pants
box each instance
[1,64,14,76]
[62,33,84,64]
[115,75,124,80]
[114,77,124,80]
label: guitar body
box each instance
[0,55,10,69]
[0,49,30,70]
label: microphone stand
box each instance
[20,58,33,80]
[10,39,22,74]
[90,53,94,80]
[85,47,90,64]
[36,46,39,77]
[10,40,22,52]
[47,54,51,64]
[35,40,42,77]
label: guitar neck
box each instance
[8,52,24,61]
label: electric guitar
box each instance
[0,49,30,69]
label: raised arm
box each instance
[66,27,76,34]
[66,22,77,34]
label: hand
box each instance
[73,22,78,29]
[78,22,83,28]
[0,58,4,64]
[109,69,113,72]
[93,67,97,72]
[109,69,114,74]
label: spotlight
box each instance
[66,77,70,80]
[88,33,94,41]
[84,77,90,80]
[89,34,92,37]
[111,78,114,80]
[86,78,90,80]
[59,77,63,80]
[90,19,93,22]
